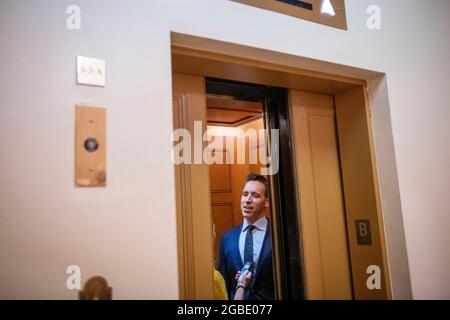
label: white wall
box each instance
[0,0,176,299]
[0,0,449,299]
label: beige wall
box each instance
[0,0,449,299]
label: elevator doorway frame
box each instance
[171,32,410,300]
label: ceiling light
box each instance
[320,0,336,16]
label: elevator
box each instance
[171,37,391,300]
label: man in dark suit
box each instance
[218,173,274,300]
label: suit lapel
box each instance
[231,224,243,271]
[253,222,271,282]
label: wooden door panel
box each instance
[172,73,214,299]
[210,163,231,192]
[290,90,353,300]
[211,203,234,257]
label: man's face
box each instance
[241,180,269,223]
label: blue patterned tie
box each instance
[244,225,256,267]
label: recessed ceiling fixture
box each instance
[231,0,347,30]
[320,0,336,16]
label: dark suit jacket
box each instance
[218,221,274,300]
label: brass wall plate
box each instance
[75,105,106,187]
[232,0,347,30]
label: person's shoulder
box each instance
[213,270,229,300]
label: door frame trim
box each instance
[171,32,411,299]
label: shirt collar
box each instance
[242,216,268,232]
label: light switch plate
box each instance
[77,55,106,87]
[75,105,106,187]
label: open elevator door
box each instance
[205,78,306,300]
[172,72,389,300]
[172,73,306,299]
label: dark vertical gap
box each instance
[332,95,356,300]
[276,0,313,11]
[266,88,306,300]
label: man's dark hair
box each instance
[246,173,269,198]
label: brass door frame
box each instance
[171,32,410,300]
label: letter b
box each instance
[359,222,368,237]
